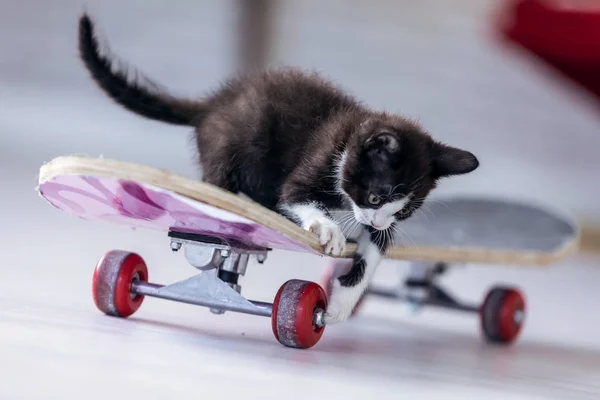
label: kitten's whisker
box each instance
[393,228,407,246]
[319,189,344,196]
[344,222,358,236]
[393,225,421,256]
[337,213,353,225]
[415,208,431,222]
[427,199,460,215]
[339,216,357,234]
[412,173,427,186]
[419,204,435,219]
[389,183,405,196]
[338,215,350,224]
[375,231,382,246]
[340,217,360,236]
[384,227,393,248]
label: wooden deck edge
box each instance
[580,224,600,254]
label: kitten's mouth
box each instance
[371,221,393,231]
[351,207,392,230]
[357,215,391,230]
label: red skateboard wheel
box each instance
[92,250,148,318]
[480,286,526,344]
[272,280,327,349]
[321,259,365,317]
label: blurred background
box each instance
[1,0,599,399]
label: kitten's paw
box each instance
[306,218,346,256]
[324,279,363,324]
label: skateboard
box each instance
[37,156,580,349]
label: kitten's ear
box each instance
[430,142,479,178]
[364,132,400,154]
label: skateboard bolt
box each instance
[220,249,231,258]
[170,241,182,252]
[257,254,266,264]
[313,307,325,328]
[513,309,524,324]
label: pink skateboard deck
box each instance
[39,173,315,254]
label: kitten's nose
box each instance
[371,221,383,229]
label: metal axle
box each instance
[366,285,479,313]
[131,280,273,317]
[130,280,326,327]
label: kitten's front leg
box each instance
[280,202,346,256]
[325,226,390,324]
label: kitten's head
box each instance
[337,115,478,230]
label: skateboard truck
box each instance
[371,261,479,313]
[91,231,328,349]
[167,232,267,314]
[322,260,526,344]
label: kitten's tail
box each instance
[78,13,202,126]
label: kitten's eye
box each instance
[367,193,381,205]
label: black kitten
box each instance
[77,13,479,323]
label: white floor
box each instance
[2,1,600,399]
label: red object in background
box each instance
[496,0,600,102]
